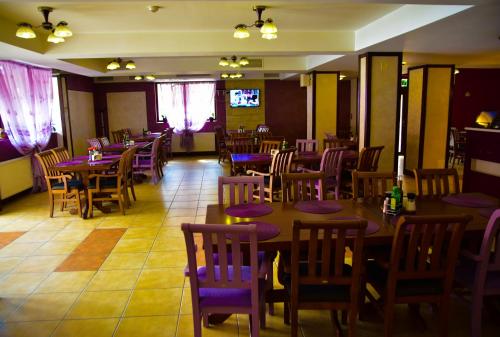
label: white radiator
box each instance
[172,132,215,152]
[0,156,33,198]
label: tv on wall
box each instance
[229,89,260,108]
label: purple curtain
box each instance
[0,61,53,192]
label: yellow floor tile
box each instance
[0,242,44,257]
[52,318,118,337]
[135,268,185,289]
[124,288,182,316]
[166,209,197,218]
[36,271,95,293]
[66,290,131,319]
[162,216,196,227]
[180,287,192,315]
[112,239,154,254]
[100,252,148,270]
[176,314,239,337]
[51,228,92,242]
[14,230,60,243]
[0,320,59,337]
[144,251,187,268]
[86,269,140,291]
[170,201,199,209]
[13,255,67,273]
[33,241,81,256]
[121,228,160,240]
[114,316,178,337]
[7,292,79,322]
[151,238,185,252]
[0,272,48,296]
[0,294,27,321]
[157,227,184,239]
[0,257,24,276]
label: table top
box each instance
[230,150,357,166]
[206,197,495,251]
[102,141,151,153]
[51,157,121,172]
[131,133,162,142]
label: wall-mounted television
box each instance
[229,89,260,108]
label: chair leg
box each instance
[49,194,55,217]
[192,311,202,337]
[348,309,358,337]
[438,298,450,337]
[383,298,395,337]
[251,313,260,337]
[118,193,125,215]
[88,192,94,218]
[75,192,82,217]
[129,180,137,201]
[470,293,483,337]
[330,310,343,337]
[202,313,209,328]
[291,307,299,337]
[284,301,290,325]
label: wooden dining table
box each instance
[130,132,162,142]
[102,141,151,153]
[51,155,122,219]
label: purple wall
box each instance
[66,74,94,92]
[265,80,307,145]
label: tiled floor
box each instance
[0,157,497,337]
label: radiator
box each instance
[0,156,33,198]
[171,132,215,152]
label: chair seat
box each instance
[197,265,264,308]
[455,259,500,292]
[88,177,118,189]
[367,260,443,297]
[282,262,352,302]
[51,179,83,190]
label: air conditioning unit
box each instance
[300,74,311,87]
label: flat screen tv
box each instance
[229,89,260,108]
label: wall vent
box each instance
[95,76,114,82]
[246,59,263,68]
[263,73,280,78]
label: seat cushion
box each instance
[282,262,352,302]
[366,260,444,297]
[51,179,83,190]
[88,176,118,189]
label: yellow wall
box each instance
[315,73,338,151]
[369,56,399,172]
[358,57,367,151]
[422,67,452,168]
[225,80,265,131]
[107,91,148,135]
[406,68,424,170]
[68,90,96,156]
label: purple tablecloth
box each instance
[294,200,343,214]
[56,160,84,167]
[88,159,114,165]
[225,203,273,217]
[329,216,380,236]
[231,221,280,241]
[442,193,498,208]
[74,154,121,160]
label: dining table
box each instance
[130,132,162,142]
[102,141,151,153]
[51,155,122,219]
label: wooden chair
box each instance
[365,214,472,337]
[214,126,228,163]
[87,138,102,150]
[352,171,396,201]
[323,138,343,149]
[287,219,368,337]
[35,150,83,217]
[295,139,318,152]
[218,176,265,206]
[450,128,466,168]
[229,136,254,154]
[133,137,163,184]
[247,148,295,202]
[111,130,125,143]
[357,146,384,171]
[259,140,281,154]
[262,135,285,143]
[413,168,460,198]
[87,148,130,217]
[281,172,325,203]
[454,209,500,337]
[50,147,71,162]
[123,145,138,207]
[182,223,265,337]
[99,137,111,147]
[304,147,345,200]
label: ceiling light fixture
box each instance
[229,73,244,79]
[134,75,143,80]
[218,57,229,66]
[233,5,277,40]
[125,60,136,69]
[145,75,156,80]
[106,58,137,71]
[219,56,250,68]
[16,7,73,44]
[220,73,229,79]
[339,74,346,80]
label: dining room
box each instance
[1,1,500,337]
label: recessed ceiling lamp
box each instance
[220,73,229,79]
[229,73,244,79]
[339,74,346,80]
[233,6,277,40]
[145,75,156,80]
[125,60,136,69]
[134,75,143,80]
[454,69,460,75]
[16,7,73,43]
[219,57,229,66]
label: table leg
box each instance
[81,172,90,219]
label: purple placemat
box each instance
[56,160,84,167]
[442,193,498,208]
[225,203,273,217]
[231,221,280,241]
[74,154,122,160]
[106,143,124,149]
[88,159,114,166]
[294,200,343,214]
[329,216,380,235]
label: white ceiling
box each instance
[0,0,498,80]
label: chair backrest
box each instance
[281,172,325,202]
[182,222,259,298]
[296,139,318,152]
[87,138,102,150]
[270,148,295,177]
[35,150,61,178]
[357,146,384,171]
[413,168,460,198]
[320,147,345,180]
[111,130,125,143]
[218,176,265,206]
[389,215,471,294]
[291,219,367,306]
[323,138,342,149]
[124,146,137,180]
[259,140,281,154]
[324,132,336,140]
[50,147,70,162]
[230,137,254,154]
[99,137,111,146]
[352,171,396,200]
[476,209,500,278]
[151,137,162,161]
[263,135,285,143]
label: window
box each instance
[157,82,215,132]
